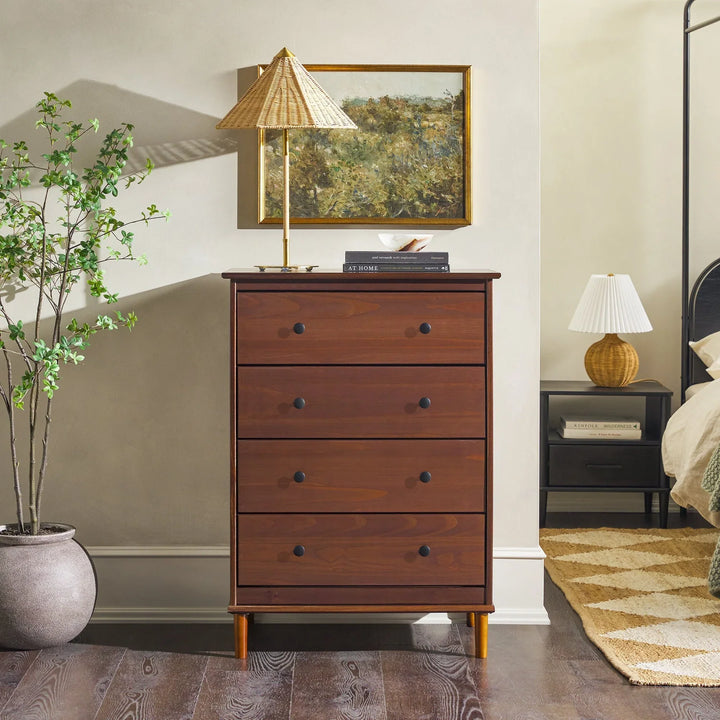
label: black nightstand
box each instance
[540,380,673,527]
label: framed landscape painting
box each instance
[258,64,471,225]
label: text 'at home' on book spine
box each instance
[560,416,641,430]
[343,263,450,273]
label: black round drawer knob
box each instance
[293,397,306,409]
[419,322,432,335]
[294,471,306,483]
[418,396,431,409]
[418,545,431,557]
[293,322,306,335]
[293,544,305,557]
[419,471,432,483]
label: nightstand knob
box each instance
[293,397,306,409]
[293,544,305,557]
[293,322,306,335]
[418,545,431,557]
[418,396,431,409]
[419,322,432,334]
[294,471,306,483]
[419,471,432,483]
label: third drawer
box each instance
[236,439,486,513]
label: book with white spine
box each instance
[560,415,641,430]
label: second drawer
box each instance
[548,444,660,487]
[236,366,486,438]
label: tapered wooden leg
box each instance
[467,612,475,627]
[234,613,249,659]
[473,612,488,659]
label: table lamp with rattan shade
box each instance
[216,47,357,271]
[568,273,652,387]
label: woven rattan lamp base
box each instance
[583,333,639,387]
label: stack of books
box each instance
[558,416,642,440]
[343,251,449,273]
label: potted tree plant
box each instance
[0,92,168,649]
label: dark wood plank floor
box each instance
[2,512,720,719]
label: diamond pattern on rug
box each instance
[573,569,705,592]
[541,527,720,686]
[603,619,720,652]
[543,530,665,548]
[634,651,720,680]
[589,592,720,619]
[554,548,688,569]
[685,531,720,545]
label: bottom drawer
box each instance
[237,514,485,586]
[548,444,660,487]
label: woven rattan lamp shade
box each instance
[216,48,356,130]
[216,48,356,271]
[569,274,652,387]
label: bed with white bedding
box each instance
[663,377,720,527]
[662,256,720,527]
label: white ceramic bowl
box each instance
[378,233,433,252]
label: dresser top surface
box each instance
[222,270,501,286]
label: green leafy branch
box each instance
[0,92,169,534]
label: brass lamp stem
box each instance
[282,128,290,268]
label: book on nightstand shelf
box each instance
[558,415,642,439]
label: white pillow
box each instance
[686,381,714,399]
[708,359,720,380]
[690,330,720,368]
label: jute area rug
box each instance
[540,527,720,686]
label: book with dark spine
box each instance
[344,251,449,264]
[343,263,450,273]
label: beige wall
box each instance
[541,0,720,396]
[540,0,720,512]
[0,0,541,620]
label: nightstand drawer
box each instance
[235,291,486,365]
[236,366,486,438]
[548,444,660,487]
[236,513,486,586]
[236,439,485,513]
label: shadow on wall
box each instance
[0,274,231,547]
[0,75,261,228]
[0,79,241,172]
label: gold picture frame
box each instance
[258,64,471,225]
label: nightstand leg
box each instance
[466,612,474,627]
[659,492,670,528]
[473,612,488,659]
[234,613,249,659]
[644,492,653,514]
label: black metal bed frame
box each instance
[682,0,720,400]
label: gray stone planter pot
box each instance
[0,523,96,649]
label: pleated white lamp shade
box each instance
[568,274,652,334]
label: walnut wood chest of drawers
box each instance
[222,271,499,658]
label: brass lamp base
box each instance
[255,265,318,273]
[583,333,639,387]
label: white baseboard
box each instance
[86,544,548,626]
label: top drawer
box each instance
[235,292,486,365]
